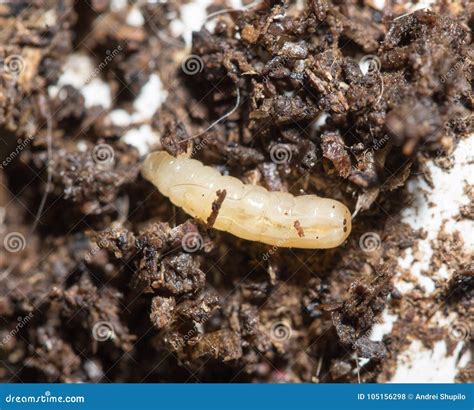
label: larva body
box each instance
[142,152,351,249]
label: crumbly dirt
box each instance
[0,0,472,383]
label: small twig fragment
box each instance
[207,189,227,228]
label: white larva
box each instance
[142,151,352,249]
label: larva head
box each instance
[289,197,352,249]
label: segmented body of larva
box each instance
[142,151,352,249]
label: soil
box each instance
[0,0,472,383]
